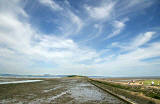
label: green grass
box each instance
[143,80,160,86]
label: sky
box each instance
[0,0,160,76]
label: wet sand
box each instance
[0,77,127,104]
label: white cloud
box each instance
[109,32,156,52]
[39,0,63,11]
[117,43,160,62]
[67,11,83,34]
[0,0,28,17]
[91,41,160,76]
[83,23,103,41]
[0,0,159,76]
[108,21,125,38]
[39,0,83,35]
[0,0,96,74]
[96,30,160,75]
[85,2,115,20]
[105,18,129,39]
[132,32,155,48]
[54,10,84,37]
[116,0,154,17]
[39,0,83,36]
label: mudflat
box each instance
[0,77,126,104]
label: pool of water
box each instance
[0,80,43,84]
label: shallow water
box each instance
[47,91,68,102]
[43,86,62,93]
[0,80,43,84]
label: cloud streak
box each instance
[39,0,63,11]
[111,32,156,51]
[105,18,129,39]
[85,1,115,20]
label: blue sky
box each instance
[0,0,160,76]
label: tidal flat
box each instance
[0,77,127,104]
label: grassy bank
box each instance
[89,79,160,104]
[143,80,160,86]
